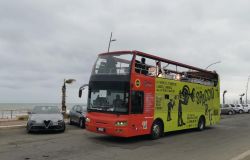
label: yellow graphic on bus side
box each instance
[154,78,220,132]
[135,79,141,88]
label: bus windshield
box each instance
[88,88,129,114]
[93,53,133,75]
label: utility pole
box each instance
[240,93,245,104]
[107,32,116,52]
[246,76,250,105]
[223,90,227,105]
[205,61,221,70]
[62,79,76,115]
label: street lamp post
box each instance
[107,32,116,52]
[62,79,76,114]
[223,90,227,105]
[245,76,250,105]
[239,93,245,104]
[205,61,221,70]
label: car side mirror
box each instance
[78,84,88,98]
[27,111,31,114]
[76,110,82,114]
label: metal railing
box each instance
[0,109,29,120]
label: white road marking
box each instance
[231,150,250,160]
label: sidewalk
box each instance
[0,119,26,129]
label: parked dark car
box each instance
[26,106,65,133]
[220,104,235,115]
[69,105,87,128]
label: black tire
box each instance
[239,110,243,114]
[61,123,66,132]
[79,119,85,129]
[26,125,31,133]
[197,117,205,131]
[228,111,233,115]
[150,121,162,140]
[69,118,73,125]
[248,110,250,114]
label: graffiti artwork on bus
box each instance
[176,85,215,127]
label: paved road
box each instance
[1,114,250,160]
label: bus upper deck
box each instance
[92,50,218,87]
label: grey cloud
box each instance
[1,0,250,103]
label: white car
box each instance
[242,104,250,113]
[235,104,250,113]
[26,106,65,133]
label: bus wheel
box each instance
[197,117,205,131]
[150,121,162,140]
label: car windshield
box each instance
[88,89,129,114]
[32,106,60,114]
[93,53,133,75]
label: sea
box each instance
[0,103,86,119]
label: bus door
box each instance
[130,76,155,136]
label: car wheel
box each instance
[26,124,31,133]
[239,110,243,114]
[69,118,73,125]
[150,121,162,140]
[228,111,233,115]
[79,119,85,129]
[197,116,205,131]
[61,123,66,132]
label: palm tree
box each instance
[62,79,76,114]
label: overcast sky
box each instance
[1,0,250,104]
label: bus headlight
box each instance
[115,121,128,126]
[86,117,91,123]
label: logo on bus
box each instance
[135,79,141,88]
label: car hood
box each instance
[29,114,63,123]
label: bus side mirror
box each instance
[79,90,82,98]
[78,84,89,98]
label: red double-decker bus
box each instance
[79,50,220,139]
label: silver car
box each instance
[26,106,65,133]
[220,104,235,115]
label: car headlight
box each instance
[86,117,90,123]
[29,120,36,125]
[115,121,128,126]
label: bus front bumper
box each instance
[85,123,131,137]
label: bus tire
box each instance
[197,116,205,131]
[150,120,163,140]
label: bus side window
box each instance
[131,91,144,114]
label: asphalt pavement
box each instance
[1,114,250,160]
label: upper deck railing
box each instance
[97,51,218,86]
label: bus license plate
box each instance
[97,127,105,132]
